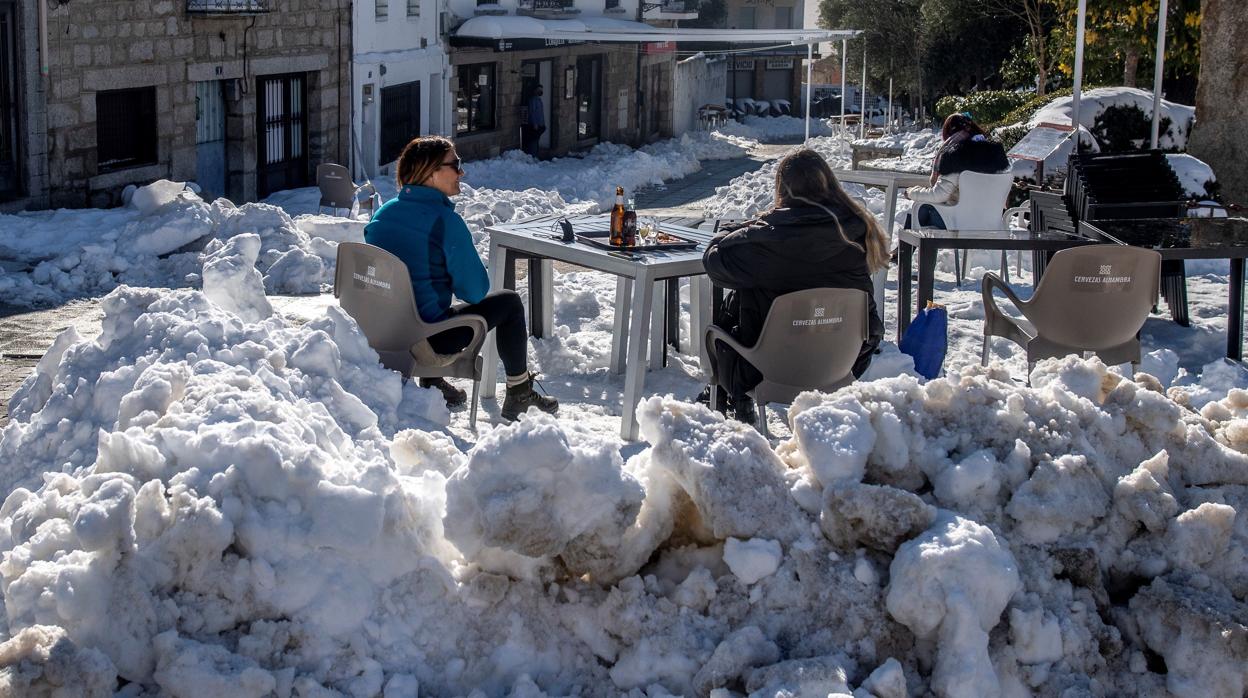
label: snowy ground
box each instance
[2,101,1247,697]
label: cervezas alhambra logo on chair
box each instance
[793,306,842,327]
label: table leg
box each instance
[917,242,937,311]
[1230,258,1244,361]
[884,180,900,237]
[690,275,713,373]
[666,278,680,352]
[650,281,665,369]
[621,271,656,441]
[898,241,913,339]
[610,277,633,375]
[525,258,554,339]
[482,243,509,400]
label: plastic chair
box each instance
[920,171,1014,286]
[357,182,380,218]
[981,244,1161,378]
[317,164,371,217]
[706,288,868,437]
[334,242,488,428]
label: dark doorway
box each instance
[256,73,308,198]
[0,2,20,200]
[576,55,602,142]
[520,59,554,155]
[380,80,420,167]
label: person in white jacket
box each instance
[904,113,1009,229]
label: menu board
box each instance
[1007,122,1075,162]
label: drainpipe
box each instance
[38,0,49,83]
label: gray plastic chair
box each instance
[981,244,1161,376]
[357,182,379,218]
[334,242,488,428]
[706,288,869,437]
[317,164,369,216]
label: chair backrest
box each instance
[317,163,356,209]
[943,171,1014,231]
[333,242,426,375]
[1024,244,1161,351]
[748,288,869,402]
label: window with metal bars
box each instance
[376,0,388,20]
[96,87,157,173]
[407,0,419,16]
[380,81,420,165]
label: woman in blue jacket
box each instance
[364,136,557,421]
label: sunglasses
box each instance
[439,156,464,174]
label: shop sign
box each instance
[765,58,793,70]
[731,58,755,71]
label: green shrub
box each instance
[935,96,964,121]
[1091,103,1175,153]
[995,124,1030,152]
[935,91,1028,127]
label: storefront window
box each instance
[456,63,496,135]
[576,56,602,140]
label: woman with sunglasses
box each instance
[364,136,558,421]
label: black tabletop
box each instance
[1081,217,1248,252]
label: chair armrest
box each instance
[981,272,1027,321]
[705,324,754,363]
[419,314,489,356]
[1003,206,1029,230]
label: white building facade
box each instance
[352,0,449,180]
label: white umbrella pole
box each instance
[1150,0,1169,149]
[860,44,867,138]
[805,42,813,144]
[1070,0,1087,143]
[840,38,848,151]
[888,77,893,134]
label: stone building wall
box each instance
[1188,0,1248,207]
[39,0,349,208]
[449,43,674,162]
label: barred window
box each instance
[96,87,157,173]
[407,0,419,16]
[376,0,388,20]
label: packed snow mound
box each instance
[5,270,1248,695]
[852,129,943,173]
[1028,87,1195,151]
[717,114,836,142]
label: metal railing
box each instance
[187,0,270,13]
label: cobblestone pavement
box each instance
[0,142,797,425]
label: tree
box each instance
[979,0,1063,95]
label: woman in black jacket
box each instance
[905,113,1010,229]
[700,148,889,424]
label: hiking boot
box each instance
[501,374,559,421]
[731,396,757,426]
[420,377,467,407]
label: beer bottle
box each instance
[610,186,626,246]
[622,198,638,247]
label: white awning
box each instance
[453,15,860,45]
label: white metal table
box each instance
[481,214,716,440]
[831,168,931,324]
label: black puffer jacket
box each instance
[703,202,882,352]
[934,137,1010,176]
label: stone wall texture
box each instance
[1188,0,1248,207]
[41,0,349,207]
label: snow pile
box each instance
[3,276,1248,696]
[1166,153,1218,199]
[702,135,895,222]
[0,183,343,309]
[716,115,836,142]
[852,129,943,173]
[1028,87,1195,151]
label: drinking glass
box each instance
[644,218,660,245]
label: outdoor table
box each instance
[1079,217,1248,360]
[832,169,931,324]
[896,227,1099,339]
[482,214,716,440]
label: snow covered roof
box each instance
[453,15,859,45]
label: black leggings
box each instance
[428,290,529,378]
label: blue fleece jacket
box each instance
[363,185,489,322]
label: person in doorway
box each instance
[698,148,887,425]
[522,85,546,157]
[364,136,558,421]
[903,112,1010,229]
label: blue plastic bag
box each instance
[899,303,948,379]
